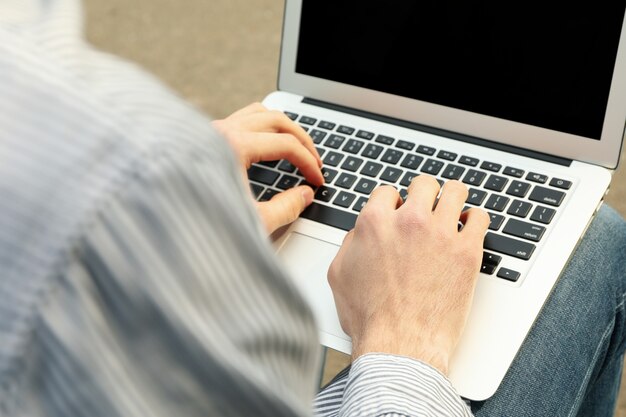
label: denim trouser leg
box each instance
[471,205,626,417]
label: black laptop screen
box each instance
[296,1,626,140]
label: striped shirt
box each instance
[0,0,473,415]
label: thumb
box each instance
[256,185,314,234]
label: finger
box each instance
[433,180,469,226]
[364,185,403,211]
[404,175,441,213]
[459,207,490,239]
[228,111,322,166]
[241,132,324,185]
[256,185,314,233]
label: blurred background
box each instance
[83,0,626,413]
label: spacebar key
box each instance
[483,232,536,260]
[300,203,357,232]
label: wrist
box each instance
[351,329,452,376]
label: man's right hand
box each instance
[328,175,489,376]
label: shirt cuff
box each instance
[338,353,473,417]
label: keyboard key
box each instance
[462,169,487,186]
[506,180,531,198]
[459,156,479,166]
[380,167,404,183]
[284,111,298,121]
[400,154,424,170]
[333,191,357,208]
[341,156,364,172]
[466,188,487,205]
[481,263,497,275]
[420,159,444,175]
[300,126,309,132]
[530,205,556,224]
[258,160,279,168]
[259,188,280,201]
[299,116,317,125]
[416,145,436,155]
[549,177,572,190]
[484,194,510,212]
[353,196,369,212]
[399,188,409,201]
[484,232,536,260]
[361,161,384,177]
[336,173,358,189]
[396,140,415,150]
[310,129,327,144]
[481,161,502,172]
[503,166,524,178]
[278,160,297,173]
[400,171,419,187]
[362,144,384,159]
[337,125,355,135]
[355,178,378,194]
[314,186,337,202]
[343,139,365,154]
[481,252,502,275]
[356,130,375,140]
[323,151,344,167]
[488,212,505,230]
[318,120,336,130]
[483,252,502,266]
[484,174,509,192]
[375,134,395,145]
[324,134,346,149]
[507,200,533,218]
[250,183,265,199]
[381,149,404,165]
[441,164,465,180]
[301,203,357,231]
[526,172,548,183]
[321,167,338,183]
[503,218,546,242]
[248,165,279,185]
[497,268,521,282]
[437,150,457,161]
[529,186,565,207]
[315,147,326,157]
[276,174,300,190]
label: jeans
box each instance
[472,205,626,417]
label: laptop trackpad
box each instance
[277,232,352,352]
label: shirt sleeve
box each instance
[0,1,323,415]
[25,134,324,417]
[314,354,474,417]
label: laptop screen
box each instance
[296,2,626,141]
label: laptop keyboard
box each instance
[248,111,573,283]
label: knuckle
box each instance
[423,174,441,189]
[359,204,385,225]
[397,208,431,231]
[470,207,491,227]
[446,179,468,196]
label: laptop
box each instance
[247,1,626,401]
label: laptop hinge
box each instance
[302,97,573,167]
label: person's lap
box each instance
[472,204,626,417]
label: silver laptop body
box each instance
[248,1,626,400]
